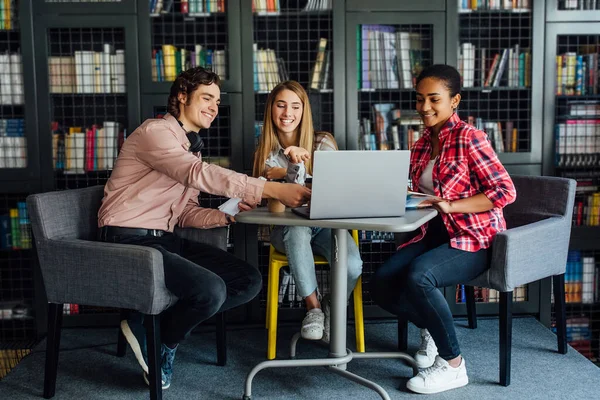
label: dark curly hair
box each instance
[415,64,461,97]
[167,67,221,119]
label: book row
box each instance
[0,202,31,250]
[0,52,24,105]
[554,120,600,167]
[458,43,531,88]
[252,0,331,14]
[152,44,227,82]
[50,121,123,173]
[48,46,126,94]
[358,25,424,90]
[555,51,599,96]
[150,0,225,16]
[458,0,531,12]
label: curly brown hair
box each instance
[167,67,221,119]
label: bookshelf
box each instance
[543,20,600,363]
[546,0,600,22]
[36,0,136,14]
[344,11,444,308]
[0,0,39,380]
[33,13,140,192]
[137,0,241,94]
[444,0,544,317]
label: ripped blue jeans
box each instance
[270,226,363,299]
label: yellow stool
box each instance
[265,230,365,360]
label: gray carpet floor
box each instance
[1,317,599,399]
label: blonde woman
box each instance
[253,80,363,341]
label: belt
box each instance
[100,226,168,239]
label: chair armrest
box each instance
[470,217,571,292]
[174,226,228,251]
[35,239,175,315]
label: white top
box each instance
[419,159,436,195]
[264,133,336,185]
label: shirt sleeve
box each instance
[467,128,517,208]
[178,188,229,229]
[136,123,265,205]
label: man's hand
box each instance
[265,167,287,180]
[284,146,311,164]
[238,201,256,213]
[263,182,311,208]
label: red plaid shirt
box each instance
[403,113,516,252]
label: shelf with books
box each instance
[138,0,240,93]
[551,249,600,363]
[544,22,600,362]
[0,193,35,345]
[346,12,445,153]
[33,14,141,192]
[252,4,334,134]
[0,1,39,185]
[455,0,543,163]
[546,0,600,22]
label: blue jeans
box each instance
[103,232,262,345]
[370,217,490,360]
[270,226,363,299]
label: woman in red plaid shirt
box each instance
[371,64,516,394]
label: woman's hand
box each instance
[284,146,311,164]
[431,200,453,214]
[265,167,287,180]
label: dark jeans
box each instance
[102,231,262,345]
[370,217,490,360]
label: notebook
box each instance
[292,150,410,219]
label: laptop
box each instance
[292,150,410,219]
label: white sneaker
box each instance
[407,355,469,394]
[301,309,324,340]
[414,329,438,368]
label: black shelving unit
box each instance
[543,18,600,363]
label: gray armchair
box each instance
[397,175,576,386]
[27,186,229,400]
[463,175,576,386]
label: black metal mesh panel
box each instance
[553,34,599,222]
[457,2,532,153]
[355,23,432,277]
[0,2,26,170]
[150,1,228,82]
[552,250,600,365]
[0,194,34,344]
[552,34,600,364]
[47,27,127,190]
[557,0,600,10]
[253,0,333,136]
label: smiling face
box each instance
[416,77,461,134]
[178,83,221,131]
[271,89,303,137]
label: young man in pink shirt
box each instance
[98,67,310,389]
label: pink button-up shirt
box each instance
[98,113,265,231]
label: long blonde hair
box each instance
[252,80,335,178]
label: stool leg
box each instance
[353,277,365,353]
[267,264,282,360]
